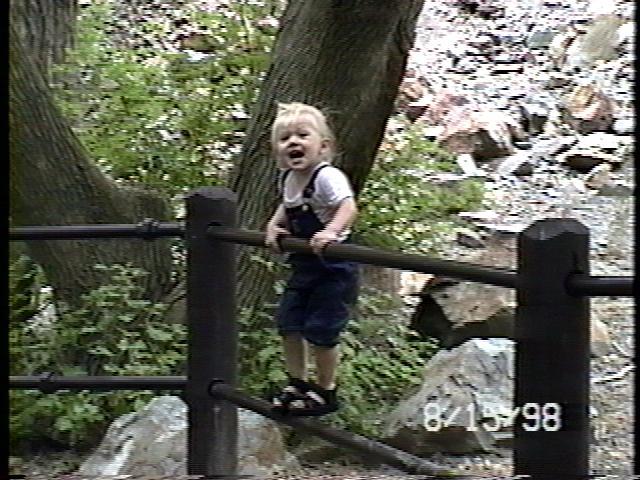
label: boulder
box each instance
[77,396,300,477]
[410,280,515,348]
[564,15,626,69]
[583,163,613,190]
[548,26,579,69]
[437,108,516,160]
[526,27,558,49]
[519,101,551,135]
[420,90,474,126]
[495,150,535,176]
[561,84,617,134]
[383,339,515,454]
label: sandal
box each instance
[271,377,310,413]
[288,383,339,417]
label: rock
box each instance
[530,135,577,160]
[437,109,516,160]
[546,72,573,88]
[519,102,550,135]
[565,15,626,69]
[557,148,623,172]
[383,339,515,455]
[399,271,436,296]
[591,317,611,357]
[495,151,535,176]
[456,229,486,248]
[548,26,579,69]
[526,27,558,49]
[410,280,515,348]
[576,132,621,151]
[409,222,616,356]
[397,77,429,120]
[420,90,474,126]
[562,83,618,134]
[597,181,634,197]
[583,163,613,190]
[612,117,634,134]
[456,153,482,176]
[77,396,299,477]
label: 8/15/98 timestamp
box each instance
[422,402,562,432]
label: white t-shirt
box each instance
[282,162,354,240]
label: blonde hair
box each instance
[271,102,336,169]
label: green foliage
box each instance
[237,255,290,395]
[9,262,186,451]
[331,288,438,437]
[51,0,279,207]
[238,278,438,439]
[356,120,485,253]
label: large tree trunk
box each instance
[10,0,77,75]
[230,0,424,312]
[9,1,174,307]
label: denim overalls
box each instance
[275,165,359,347]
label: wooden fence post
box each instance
[515,218,590,477]
[185,187,238,476]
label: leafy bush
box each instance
[238,278,438,439]
[332,288,438,437]
[356,119,485,253]
[9,262,186,451]
[51,0,279,207]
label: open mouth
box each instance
[288,150,304,159]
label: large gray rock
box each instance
[77,396,300,477]
[411,280,515,348]
[383,339,515,454]
[564,15,626,69]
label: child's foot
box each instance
[271,377,310,413]
[288,383,339,417]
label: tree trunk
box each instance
[9,1,174,307]
[11,0,78,76]
[230,0,424,312]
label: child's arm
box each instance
[310,198,357,254]
[265,203,290,253]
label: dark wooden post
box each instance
[185,187,238,476]
[515,218,590,477]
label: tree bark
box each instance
[9,1,174,307]
[230,0,424,312]
[11,0,78,76]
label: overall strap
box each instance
[302,164,330,199]
[278,169,292,194]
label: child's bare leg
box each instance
[283,333,308,380]
[311,344,339,390]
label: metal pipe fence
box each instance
[8,186,636,479]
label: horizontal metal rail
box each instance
[567,274,634,297]
[209,382,455,477]
[207,226,518,289]
[9,221,184,241]
[9,375,187,393]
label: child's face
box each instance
[275,115,329,172]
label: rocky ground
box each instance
[14,0,634,478]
